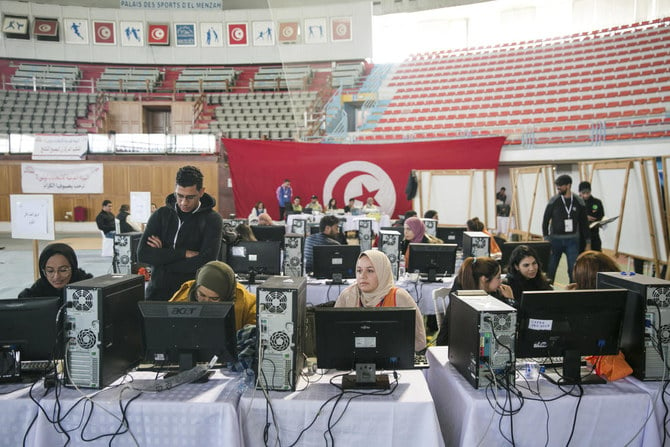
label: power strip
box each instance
[131,356,217,392]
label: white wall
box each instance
[0,0,372,64]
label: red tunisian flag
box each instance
[223,137,505,220]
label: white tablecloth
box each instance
[238,369,444,446]
[424,347,662,447]
[0,370,244,447]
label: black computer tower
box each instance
[257,276,306,391]
[597,272,670,380]
[113,232,143,275]
[448,292,516,389]
[64,274,144,388]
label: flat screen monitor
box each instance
[436,225,467,249]
[138,301,237,371]
[312,244,361,282]
[516,288,628,384]
[500,241,551,273]
[0,296,62,379]
[407,243,458,281]
[250,225,286,245]
[314,307,415,389]
[227,241,282,277]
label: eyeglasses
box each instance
[43,266,71,277]
[174,192,199,202]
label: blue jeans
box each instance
[547,236,579,283]
[104,231,116,239]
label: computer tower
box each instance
[463,231,490,258]
[379,229,401,280]
[597,272,670,380]
[113,232,143,275]
[283,233,304,277]
[421,218,438,237]
[64,274,144,389]
[357,218,374,251]
[448,292,516,389]
[257,276,306,391]
[291,217,308,237]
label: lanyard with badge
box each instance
[561,195,574,232]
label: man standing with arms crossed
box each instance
[138,165,223,300]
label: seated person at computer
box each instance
[335,250,426,351]
[305,195,323,213]
[257,212,273,226]
[117,204,142,233]
[235,223,257,242]
[327,198,339,211]
[19,243,93,299]
[343,198,358,214]
[423,209,439,221]
[290,196,303,214]
[436,256,514,346]
[361,197,379,214]
[568,250,620,290]
[401,217,442,265]
[304,215,341,274]
[503,245,552,301]
[170,260,256,331]
[249,201,266,218]
[466,217,501,257]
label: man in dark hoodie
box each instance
[19,243,93,299]
[138,165,223,300]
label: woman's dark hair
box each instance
[466,217,485,232]
[507,244,549,284]
[423,209,438,219]
[572,250,620,289]
[328,198,337,208]
[255,201,264,209]
[176,165,204,190]
[457,257,500,290]
[119,204,130,213]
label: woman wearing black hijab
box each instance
[18,243,93,298]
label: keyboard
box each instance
[414,353,429,369]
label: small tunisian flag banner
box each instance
[224,137,505,219]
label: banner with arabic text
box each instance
[22,163,103,194]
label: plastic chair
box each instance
[432,287,451,332]
[100,230,114,257]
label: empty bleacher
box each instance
[251,66,313,91]
[331,61,365,88]
[358,17,670,144]
[202,91,320,139]
[175,67,239,92]
[10,63,80,91]
[0,90,95,134]
[96,67,161,93]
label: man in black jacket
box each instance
[138,166,223,300]
[542,174,590,284]
[96,199,116,238]
[578,181,605,252]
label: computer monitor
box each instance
[138,301,237,371]
[436,225,467,249]
[407,243,458,281]
[0,296,62,380]
[314,307,415,389]
[250,224,286,245]
[500,241,551,273]
[312,244,361,283]
[516,288,628,385]
[227,240,282,279]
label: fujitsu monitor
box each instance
[406,243,458,281]
[312,244,361,283]
[516,288,628,384]
[314,307,415,389]
[227,241,282,277]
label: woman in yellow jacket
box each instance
[170,260,256,331]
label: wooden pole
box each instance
[32,239,40,281]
